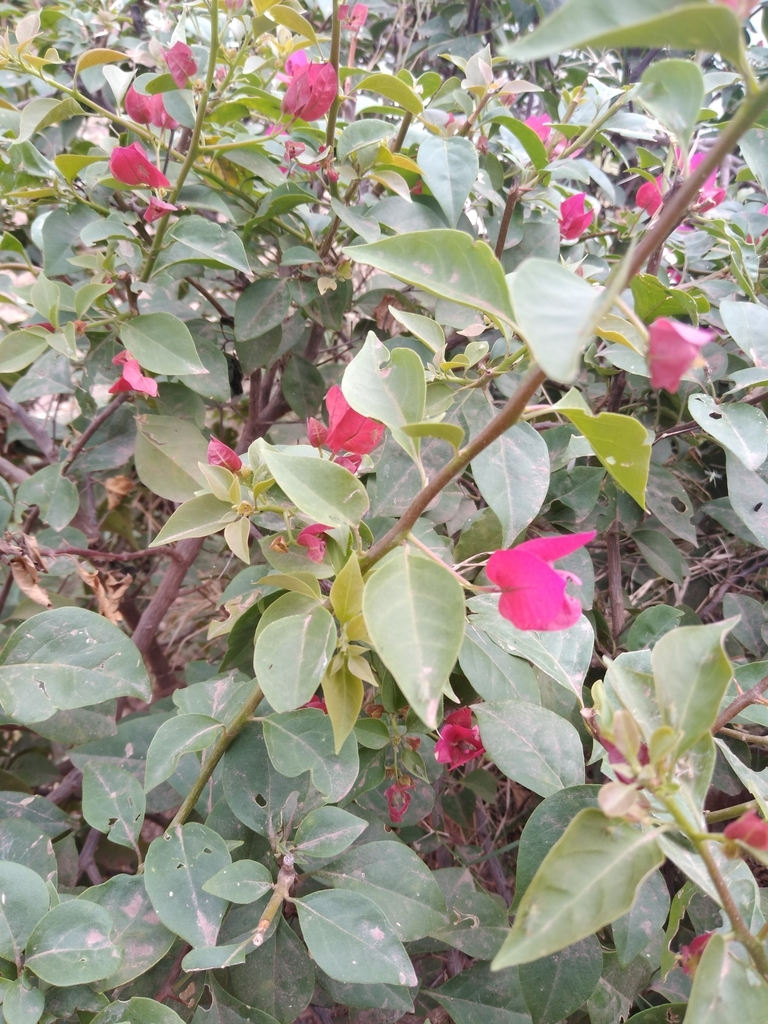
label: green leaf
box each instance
[135,415,208,503]
[294,889,417,986]
[739,132,768,198]
[417,136,478,228]
[324,662,364,754]
[433,961,530,1024]
[281,354,326,419]
[510,260,600,384]
[632,528,688,586]
[473,701,584,798]
[503,0,742,65]
[651,620,735,754]
[162,219,250,275]
[387,308,445,354]
[362,547,466,728]
[82,763,146,851]
[260,446,369,527]
[341,333,425,463]
[637,59,704,151]
[685,933,768,1022]
[121,313,206,376]
[345,231,514,327]
[144,823,230,948]
[3,980,44,1024]
[90,998,186,1024]
[253,607,337,713]
[356,73,423,114]
[74,47,126,74]
[489,115,549,170]
[270,4,318,43]
[16,97,82,144]
[0,819,56,884]
[150,495,237,546]
[201,860,273,904]
[553,395,652,509]
[262,709,359,802]
[470,421,550,546]
[519,935,603,1024]
[611,870,670,967]
[235,280,291,344]
[181,944,247,971]
[0,330,49,373]
[16,465,79,532]
[315,841,448,941]
[25,901,122,986]
[492,809,663,968]
[726,455,768,549]
[0,862,49,964]
[293,806,369,862]
[430,869,508,958]
[689,394,768,471]
[144,714,223,793]
[80,874,174,988]
[459,625,540,703]
[0,608,151,726]
[0,794,73,838]
[330,554,364,624]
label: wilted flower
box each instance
[486,531,596,631]
[680,932,714,977]
[207,437,242,472]
[385,777,414,823]
[558,192,594,240]
[435,707,485,770]
[144,197,178,223]
[647,318,713,391]
[724,809,768,849]
[109,142,170,189]
[164,41,197,88]
[108,351,158,398]
[282,61,338,122]
[296,523,332,563]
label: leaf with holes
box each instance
[82,763,145,852]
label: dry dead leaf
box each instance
[104,475,133,511]
[77,563,131,623]
[372,293,402,335]
[10,558,51,607]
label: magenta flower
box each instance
[324,385,384,455]
[486,531,596,631]
[680,933,714,977]
[636,176,663,215]
[524,114,551,143]
[125,84,154,124]
[164,41,197,88]
[282,61,338,122]
[558,192,594,240]
[332,453,362,473]
[207,437,242,472]
[435,707,485,770]
[302,695,328,713]
[724,809,768,849]
[648,318,713,391]
[108,351,158,398]
[296,523,332,563]
[144,197,178,224]
[339,3,368,30]
[109,142,170,189]
[384,778,414,823]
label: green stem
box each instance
[139,0,221,282]
[705,800,758,824]
[325,0,342,149]
[660,792,768,978]
[168,681,263,830]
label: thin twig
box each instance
[154,942,192,1004]
[0,456,29,485]
[42,545,182,563]
[713,675,768,733]
[78,828,103,886]
[61,394,129,475]
[46,768,83,806]
[0,385,57,462]
[0,506,39,619]
[494,184,520,259]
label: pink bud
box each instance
[109,142,170,189]
[144,197,178,224]
[125,84,154,124]
[207,437,242,472]
[164,41,198,88]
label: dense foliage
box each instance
[3,0,768,1021]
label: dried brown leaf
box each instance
[77,563,131,623]
[10,557,51,607]
[104,474,133,511]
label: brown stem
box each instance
[254,853,296,946]
[606,524,625,639]
[185,277,230,318]
[154,942,192,1004]
[46,768,83,806]
[44,545,181,563]
[360,366,546,571]
[0,384,57,462]
[713,675,768,733]
[130,538,205,658]
[61,394,129,475]
[78,828,103,886]
[0,456,29,485]
[494,184,520,259]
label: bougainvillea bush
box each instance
[5,0,768,1020]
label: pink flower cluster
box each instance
[636,153,726,217]
[125,86,177,130]
[647,318,712,391]
[281,51,338,122]
[307,384,384,472]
